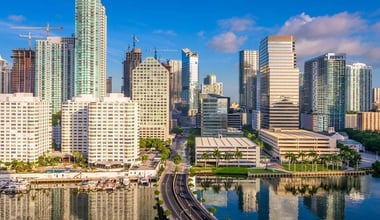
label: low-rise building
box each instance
[195,137,260,167]
[345,114,358,129]
[259,129,338,161]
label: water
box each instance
[0,183,158,220]
[196,175,380,220]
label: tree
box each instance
[213,149,221,167]
[173,153,182,165]
[141,154,148,162]
[201,152,210,167]
[297,152,307,171]
[284,152,294,170]
[172,126,184,135]
[308,151,318,171]
[72,151,81,164]
[224,152,233,167]
[235,149,243,167]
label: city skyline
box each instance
[1,0,380,101]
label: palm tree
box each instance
[72,151,81,164]
[224,152,233,167]
[213,149,221,167]
[308,151,318,171]
[235,149,243,167]
[285,152,294,170]
[201,152,210,167]
[298,152,307,171]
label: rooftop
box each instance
[260,129,330,139]
[195,137,255,148]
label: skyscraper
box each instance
[200,94,229,137]
[106,76,112,93]
[123,48,142,97]
[182,48,199,116]
[0,55,10,94]
[35,36,75,113]
[302,53,346,132]
[202,74,223,96]
[259,36,300,129]
[168,59,182,110]
[132,57,169,139]
[239,50,259,111]
[346,63,372,112]
[11,49,35,94]
[75,0,107,97]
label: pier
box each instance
[248,170,368,178]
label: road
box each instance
[360,151,379,167]
[160,136,216,220]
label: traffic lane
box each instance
[161,174,183,220]
[175,174,214,220]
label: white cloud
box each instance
[8,15,25,22]
[218,17,253,32]
[278,12,380,66]
[153,29,176,36]
[208,32,247,53]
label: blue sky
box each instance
[1,0,380,102]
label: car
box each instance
[179,192,185,198]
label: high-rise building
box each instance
[345,63,372,112]
[302,53,346,132]
[88,94,139,165]
[62,94,97,158]
[123,48,142,97]
[373,88,380,106]
[132,57,169,139]
[62,94,139,165]
[239,50,259,111]
[11,49,35,94]
[168,60,182,110]
[0,55,10,94]
[202,74,223,96]
[259,36,299,129]
[106,76,112,93]
[35,36,75,113]
[0,93,51,162]
[200,94,229,137]
[75,0,107,97]
[182,48,199,116]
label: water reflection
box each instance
[195,175,374,220]
[0,183,156,220]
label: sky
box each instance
[1,0,380,102]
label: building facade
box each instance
[358,112,380,131]
[302,53,346,132]
[200,94,229,137]
[123,48,142,97]
[106,76,112,93]
[202,74,223,96]
[239,50,259,111]
[345,63,372,112]
[131,57,169,139]
[0,55,10,94]
[195,137,260,167]
[181,48,199,116]
[35,36,75,113]
[88,94,139,165]
[0,93,51,162]
[168,59,182,110]
[259,36,300,129]
[61,94,98,158]
[373,88,380,109]
[75,0,107,97]
[259,129,338,161]
[11,49,35,94]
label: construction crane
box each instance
[19,32,45,49]
[147,47,178,60]
[11,23,63,37]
